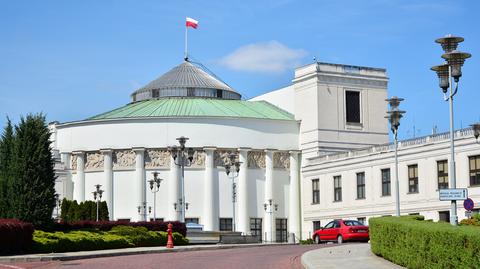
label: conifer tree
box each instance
[0,118,14,218]
[10,114,56,227]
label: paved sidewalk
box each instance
[0,243,288,263]
[301,243,404,269]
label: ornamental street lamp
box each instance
[385,96,405,217]
[137,205,152,219]
[432,34,472,226]
[263,199,278,243]
[224,152,241,232]
[54,193,62,221]
[92,184,104,222]
[470,123,480,142]
[169,136,194,223]
[148,171,163,221]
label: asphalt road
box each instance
[0,244,333,269]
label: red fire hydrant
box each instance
[166,223,174,248]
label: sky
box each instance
[0,0,479,140]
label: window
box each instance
[409,213,419,216]
[276,218,288,242]
[185,218,199,224]
[334,176,342,202]
[117,218,131,222]
[333,220,341,228]
[346,91,360,123]
[187,87,195,97]
[250,218,262,240]
[356,172,366,199]
[312,179,320,204]
[381,168,391,196]
[437,160,448,189]
[149,218,163,222]
[313,221,321,231]
[219,218,232,231]
[216,89,223,98]
[439,211,450,222]
[343,220,364,226]
[408,165,419,193]
[469,155,480,186]
[324,221,334,229]
[357,217,366,225]
[152,89,159,98]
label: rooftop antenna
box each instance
[432,125,438,135]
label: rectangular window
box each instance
[313,221,321,231]
[439,211,450,222]
[356,172,365,199]
[250,218,262,241]
[408,165,419,193]
[149,218,164,222]
[217,89,223,98]
[346,91,360,123]
[187,87,195,97]
[275,218,288,243]
[219,218,233,231]
[334,176,342,202]
[312,179,320,204]
[185,218,199,224]
[357,217,366,225]
[437,160,449,189]
[381,168,391,196]
[469,155,480,186]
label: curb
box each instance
[0,243,291,263]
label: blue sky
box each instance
[0,0,478,140]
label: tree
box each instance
[9,114,56,227]
[0,118,15,218]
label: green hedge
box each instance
[370,216,480,268]
[32,225,188,253]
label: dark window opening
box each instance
[219,218,233,231]
[469,155,480,186]
[346,91,360,123]
[185,218,199,224]
[334,176,342,202]
[356,172,365,199]
[276,218,288,242]
[312,179,320,204]
[437,160,449,189]
[439,211,450,222]
[313,221,321,231]
[250,218,262,241]
[381,168,391,196]
[217,89,223,98]
[408,165,419,193]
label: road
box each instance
[0,244,334,269]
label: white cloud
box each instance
[219,41,307,73]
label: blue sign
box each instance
[464,198,474,211]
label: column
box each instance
[168,153,181,221]
[289,151,301,242]
[203,148,218,231]
[264,149,275,242]
[73,151,85,202]
[61,152,73,199]
[237,148,250,235]
[101,149,114,220]
[133,148,146,221]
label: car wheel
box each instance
[314,235,321,244]
[337,235,343,244]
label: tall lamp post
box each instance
[169,136,194,223]
[92,184,104,222]
[263,199,278,243]
[431,34,471,226]
[385,96,405,217]
[224,153,241,232]
[148,171,163,221]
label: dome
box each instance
[131,61,241,101]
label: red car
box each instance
[312,219,369,244]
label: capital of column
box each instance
[238,147,251,153]
[132,147,145,153]
[72,150,85,157]
[100,148,113,155]
[288,150,301,155]
[203,147,217,153]
[264,148,277,153]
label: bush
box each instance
[60,199,109,222]
[0,219,34,254]
[370,215,480,268]
[300,239,314,245]
[31,226,189,253]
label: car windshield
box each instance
[343,220,364,226]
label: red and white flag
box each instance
[186,17,199,29]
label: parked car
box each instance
[312,219,369,244]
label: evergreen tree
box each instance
[0,118,14,218]
[10,114,56,227]
[60,198,70,222]
[99,201,109,221]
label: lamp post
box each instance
[432,34,471,226]
[148,171,163,221]
[169,136,194,223]
[471,123,480,142]
[54,194,62,221]
[263,199,278,243]
[92,184,104,222]
[385,96,405,217]
[224,153,241,232]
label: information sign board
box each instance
[439,188,468,201]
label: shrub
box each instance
[0,219,34,254]
[300,239,314,245]
[370,215,480,268]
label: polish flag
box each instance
[186,17,199,29]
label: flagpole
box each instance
[185,24,188,61]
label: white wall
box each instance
[250,86,295,115]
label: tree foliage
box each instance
[60,199,109,222]
[0,118,14,218]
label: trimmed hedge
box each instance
[0,219,34,254]
[32,226,188,253]
[370,215,480,268]
[50,220,187,237]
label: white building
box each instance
[51,58,401,241]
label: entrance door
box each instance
[276,218,288,242]
[250,218,262,241]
